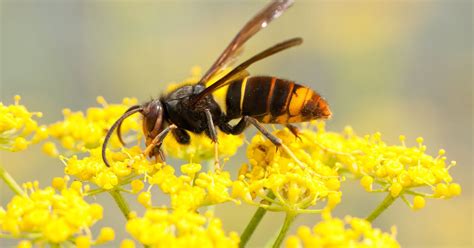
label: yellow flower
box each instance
[412,195,426,210]
[46,97,140,153]
[63,146,156,190]
[286,216,400,248]
[0,179,110,246]
[163,131,244,162]
[131,179,145,193]
[234,127,341,213]
[149,163,233,211]
[16,240,32,248]
[0,95,46,152]
[138,192,152,208]
[126,209,239,248]
[120,239,136,248]
[75,235,91,248]
[96,227,115,244]
[294,122,461,207]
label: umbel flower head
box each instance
[163,131,243,162]
[299,122,461,209]
[233,127,342,213]
[45,97,141,156]
[0,95,47,152]
[0,177,113,246]
[146,163,234,211]
[126,209,239,248]
[286,215,400,247]
[62,146,157,190]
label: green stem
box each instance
[240,192,275,248]
[109,189,131,220]
[0,165,26,196]
[366,194,397,222]
[272,212,297,248]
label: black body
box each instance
[159,83,246,145]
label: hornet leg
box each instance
[244,116,283,146]
[219,117,249,135]
[286,124,301,140]
[144,124,177,158]
[172,128,191,144]
[204,109,221,171]
[245,116,308,171]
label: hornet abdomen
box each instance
[216,76,332,123]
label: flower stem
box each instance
[109,189,131,220]
[0,165,26,196]
[240,192,275,248]
[366,194,397,222]
[272,212,297,248]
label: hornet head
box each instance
[102,99,165,167]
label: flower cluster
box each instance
[45,97,140,156]
[126,209,239,247]
[140,163,234,211]
[0,177,114,246]
[286,215,400,248]
[0,96,47,152]
[296,122,461,209]
[0,78,462,247]
[163,132,243,162]
[233,127,342,213]
[62,146,156,190]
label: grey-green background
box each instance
[1,0,472,247]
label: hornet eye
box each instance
[142,100,163,137]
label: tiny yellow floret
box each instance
[96,227,115,244]
[389,182,403,197]
[75,235,91,248]
[17,240,32,248]
[360,175,374,192]
[51,177,66,190]
[131,179,145,193]
[413,196,426,210]
[286,216,400,247]
[120,239,136,248]
[448,183,462,196]
[42,142,59,157]
[138,192,152,208]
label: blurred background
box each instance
[1,0,472,247]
